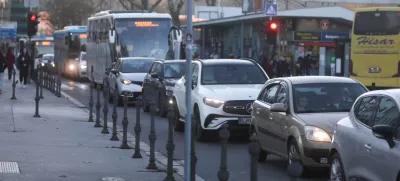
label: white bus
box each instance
[86,10,172,86]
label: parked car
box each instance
[142,59,186,117]
[108,57,155,105]
[76,51,87,79]
[172,58,269,141]
[250,76,368,176]
[329,89,400,181]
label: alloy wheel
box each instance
[330,158,344,181]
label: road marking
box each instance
[60,90,206,181]
[0,162,20,173]
[61,84,73,91]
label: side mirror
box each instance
[150,73,159,78]
[192,80,197,89]
[270,103,287,112]
[372,124,396,148]
[109,29,115,44]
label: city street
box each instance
[61,78,329,181]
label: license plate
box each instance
[238,118,251,124]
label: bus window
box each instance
[354,11,400,35]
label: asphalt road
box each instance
[60,78,329,181]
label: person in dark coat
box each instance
[17,48,31,88]
[6,47,15,80]
[0,46,7,93]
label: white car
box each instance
[76,52,87,79]
[329,89,400,181]
[108,57,155,105]
[172,59,269,141]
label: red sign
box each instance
[320,19,330,30]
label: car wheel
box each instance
[157,94,167,117]
[250,128,268,162]
[287,139,306,177]
[193,108,208,141]
[173,98,184,132]
[330,153,345,181]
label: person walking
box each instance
[0,45,7,94]
[6,47,15,80]
[17,48,31,88]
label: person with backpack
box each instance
[17,47,31,88]
[6,47,15,80]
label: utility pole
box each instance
[285,0,288,10]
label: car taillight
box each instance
[392,61,400,77]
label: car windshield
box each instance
[42,56,54,62]
[293,83,367,113]
[201,64,267,85]
[120,59,154,73]
[164,62,185,78]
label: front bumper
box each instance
[299,136,330,167]
[119,83,142,102]
[78,67,88,78]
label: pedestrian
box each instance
[17,47,31,88]
[0,45,7,94]
[6,47,15,80]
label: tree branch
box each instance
[177,0,184,13]
[118,0,130,10]
[131,1,143,10]
[149,0,162,12]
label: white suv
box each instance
[172,59,269,141]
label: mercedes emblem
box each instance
[245,103,253,113]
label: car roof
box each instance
[362,89,400,98]
[279,76,359,85]
[196,59,256,66]
[120,57,155,61]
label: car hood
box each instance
[296,112,349,133]
[119,73,147,82]
[200,84,263,101]
[163,78,180,86]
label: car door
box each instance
[255,83,281,152]
[143,63,157,102]
[149,63,162,103]
[362,96,400,181]
[252,84,270,140]
[109,61,119,92]
[175,63,196,119]
[346,96,379,180]
[270,82,290,154]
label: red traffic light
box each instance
[30,14,37,21]
[270,23,277,30]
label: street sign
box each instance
[265,3,278,16]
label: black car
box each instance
[142,60,186,117]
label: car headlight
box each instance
[69,64,75,70]
[203,97,224,108]
[304,126,331,142]
[165,86,174,91]
[120,78,131,85]
[41,62,45,66]
[80,64,87,69]
[51,63,55,67]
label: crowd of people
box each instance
[0,44,32,94]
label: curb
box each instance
[60,90,206,181]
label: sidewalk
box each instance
[0,73,181,181]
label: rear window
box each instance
[354,11,400,35]
[164,62,185,78]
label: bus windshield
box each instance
[115,18,171,59]
[354,11,400,35]
[69,33,87,53]
[35,41,54,57]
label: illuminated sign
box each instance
[293,32,321,41]
[135,21,159,27]
[79,34,87,39]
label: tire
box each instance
[193,108,208,141]
[173,98,184,132]
[330,153,346,181]
[250,128,268,162]
[287,139,307,177]
[157,94,167,117]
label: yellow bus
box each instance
[350,7,400,88]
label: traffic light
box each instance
[266,21,278,44]
[27,11,39,37]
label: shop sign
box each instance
[320,19,330,30]
[293,31,321,41]
[321,32,350,42]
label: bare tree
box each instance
[42,0,95,28]
[118,0,163,12]
[167,0,184,25]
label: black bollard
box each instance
[110,83,119,141]
[132,99,142,158]
[57,72,61,97]
[33,75,41,118]
[88,66,94,122]
[249,133,260,181]
[146,102,158,170]
[101,79,110,134]
[39,64,44,99]
[10,69,17,100]
[190,116,198,181]
[94,84,102,127]
[163,98,175,181]
[120,92,130,149]
[218,124,230,181]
